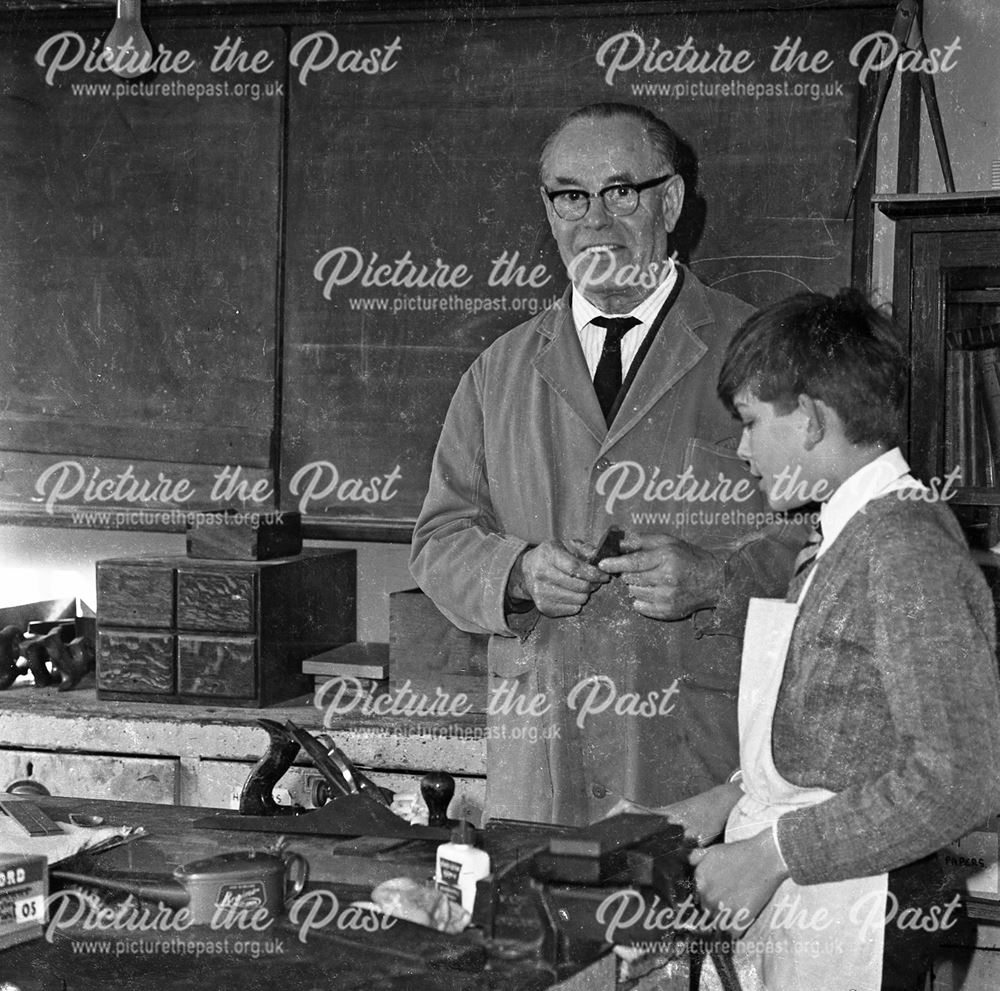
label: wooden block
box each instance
[177,635,256,698]
[389,590,488,709]
[97,561,174,628]
[261,551,356,646]
[313,676,388,701]
[393,675,488,712]
[311,674,382,691]
[176,568,256,632]
[185,511,302,560]
[97,630,175,694]
[302,642,389,679]
[312,674,381,688]
[390,590,488,711]
[548,813,675,859]
[304,659,387,678]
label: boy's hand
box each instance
[688,830,790,932]
[599,532,724,619]
[602,797,657,819]
[658,783,743,846]
[601,783,742,846]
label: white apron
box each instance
[724,594,888,991]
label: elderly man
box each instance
[410,102,798,826]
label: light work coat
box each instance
[410,269,799,825]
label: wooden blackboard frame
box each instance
[3,1,902,15]
[0,0,897,544]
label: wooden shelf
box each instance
[0,504,414,544]
[949,290,1000,304]
[951,488,1000,507]
[875,192,1000,219]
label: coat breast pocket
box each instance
[675,436,762,550]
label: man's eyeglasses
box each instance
[543,172,674,221]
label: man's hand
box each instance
[508,540,610,618]
[688,830,790,932]
[599,532,724,620]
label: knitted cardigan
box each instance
[773,495,1000,885]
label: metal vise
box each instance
[474,813,742,990]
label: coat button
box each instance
[595,458,613,472]
[591,783,607,799]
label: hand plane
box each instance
[237,718,393,816]
[195,719,454,841]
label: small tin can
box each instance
[172,849,307,925]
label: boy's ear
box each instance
[797,394,825,450]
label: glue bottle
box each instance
[434,820,490,914]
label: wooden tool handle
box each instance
[420,771,455,828]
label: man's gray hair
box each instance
[539,102,679,180]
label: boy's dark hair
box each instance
[717,288,906,447]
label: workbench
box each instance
[0,796,639,991]
[0,681,487,820]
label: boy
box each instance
[613,290,1000,990]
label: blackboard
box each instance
[0,2,892,535]
[280,3,889,527]
[0,22,284,521]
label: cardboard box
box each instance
[939,822,1000,900]
[0,852,47,950]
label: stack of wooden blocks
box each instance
[303,642,389,699]
[301,590,491,712]
[95,513,356,707]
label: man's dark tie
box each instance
[591,315,641,422]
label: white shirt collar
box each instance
[570,256,677,333]
[817,447,923,557]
